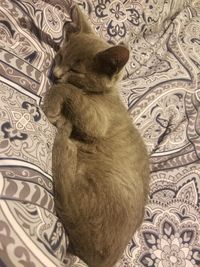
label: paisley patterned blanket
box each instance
[0,0,200,266]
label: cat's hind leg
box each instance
[52,121,77,223]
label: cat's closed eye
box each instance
[69,63,86,75]
[70,68,81,74]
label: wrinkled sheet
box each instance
[0,0,200,266]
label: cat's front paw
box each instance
[43,93,63,125]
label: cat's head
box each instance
[53,5,129,93]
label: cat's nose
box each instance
[49,67,62,83]
[53,66,63,80]
[48,60,61,83]
[48,67,59,84]
[53,75,60,84]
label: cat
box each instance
[43,5,149,267]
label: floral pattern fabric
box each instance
[0,0,200,267]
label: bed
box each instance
[0,0,200,266]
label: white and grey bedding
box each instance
[0,0,200,266]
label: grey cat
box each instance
[43,5,149,267]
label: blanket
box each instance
[0,0,200,266]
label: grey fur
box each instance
[43,5,149,267]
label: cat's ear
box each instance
[94,46,129,76]
[64,5,92,39]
